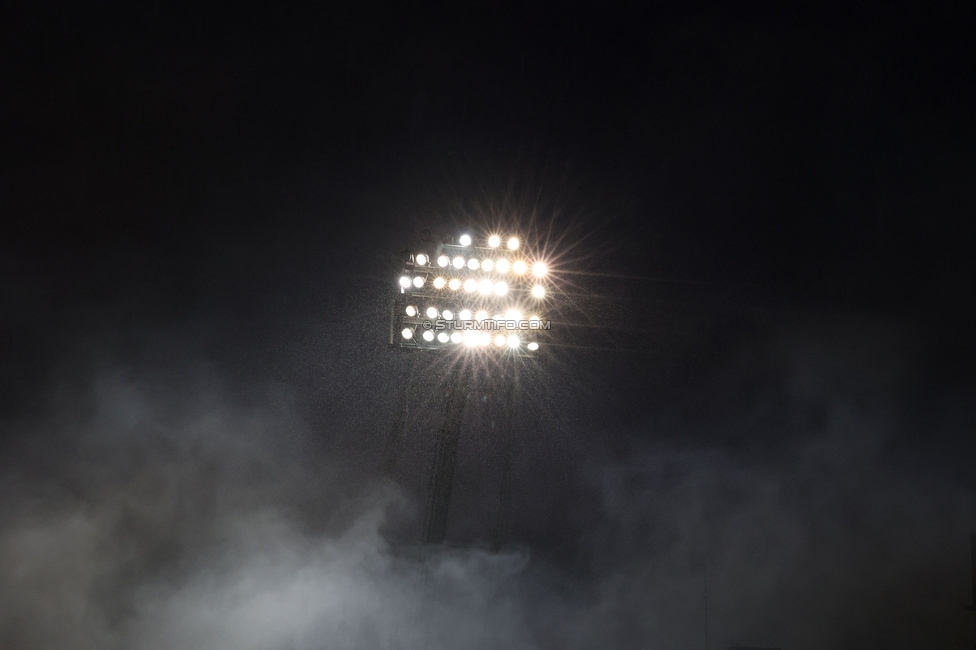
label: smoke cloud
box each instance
[0,318,973,649]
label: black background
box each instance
[2,2,975,648]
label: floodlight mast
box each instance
[388,230,550,547]
[423,361,470,545]
[491,362,518,552]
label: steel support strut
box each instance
[423,363,471,545]
[492,364,518,551]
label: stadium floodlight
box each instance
[392,228,550,354]
[393,229,554,559]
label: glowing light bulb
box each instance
[507,237,519,250]
[467,258,480,270]
[481,259,494,272]
[399,276,411,288]
[441,309,454,320]
[437,255,450,267]
[496,258,510,274]
[422,330,434,341]
[494,334,507,347]
[452,256,465,269]
[512,260,527,274]
[527,342,539,351]
[532,262,547,277]
[433,277,446,289]
[531,285,545,298]
[415,254,428,266]
[459,234,472,246]
[479,279,494,294]
[463,279,477,292]
[413,276,424,288]
[426,306,438,319]
[507,335,520,348]
[448,278,461,291]
[401,328,413,339]
[405,305,417,317]
[437,332,449,343]
[488,235,501,248]
[450,332,462,344]
[493,282,508,296]
[475,310,487,321]
[459,309,472,321]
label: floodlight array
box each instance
[393,232,552,354]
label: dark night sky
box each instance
[1,2,975,649]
